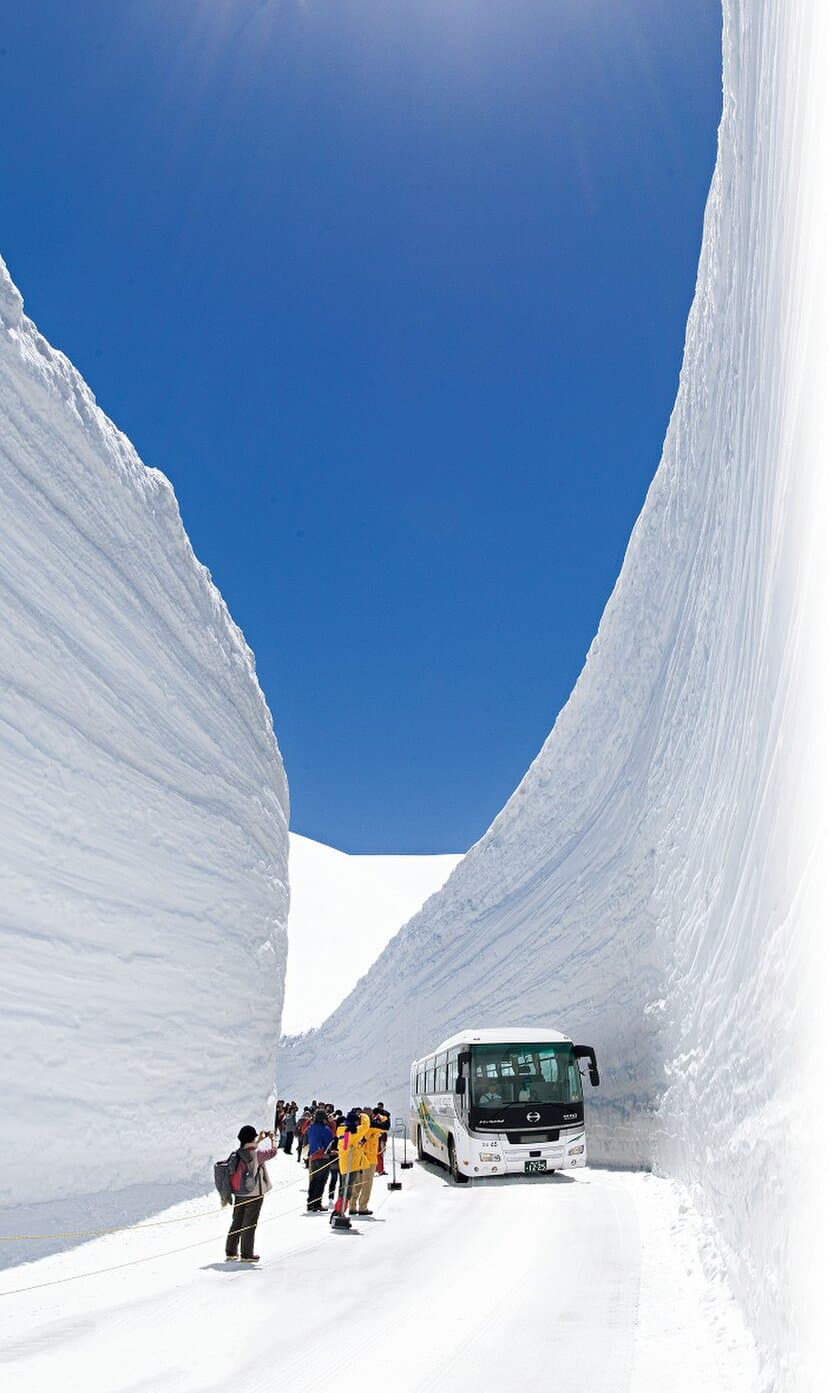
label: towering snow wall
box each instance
[0,257,289,1218]
[279,3,830,1386]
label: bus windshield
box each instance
[471,1042,582,1107]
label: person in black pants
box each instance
[225,1125,276,1262]
[326,1111,343,1203]
[305,1111,335,1211]
[227,1194,264,1260]
[282,1105,297,1155]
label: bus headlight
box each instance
[479,1152,497,1162]
[568,1144,585,1156]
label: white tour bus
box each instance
[410,1027,599,1181]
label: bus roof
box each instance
[416,1026,572,1060]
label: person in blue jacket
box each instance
[305,1109,335,1211]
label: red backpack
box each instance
[229,1152,248,1195]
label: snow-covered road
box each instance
[0,1150,757,1392]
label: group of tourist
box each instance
[223,1098,391,1261]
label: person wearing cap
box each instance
[225,1125,277,1262]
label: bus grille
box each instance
[505,1130,560,1144]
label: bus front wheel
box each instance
[448,1138,469,1185]
[417,1127,425,1162]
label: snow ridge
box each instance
[0,254,289,1220]
[278,4,826,1386]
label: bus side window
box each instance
[446,1050,458,1091]
[436,1055,447,1093]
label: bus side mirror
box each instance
[573,1045,600,1088]
[455,1076,466,1095]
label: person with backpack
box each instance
[224,1125,277,1262]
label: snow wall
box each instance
[0,256,289,1219]
[279,4,831,1387]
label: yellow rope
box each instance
[0,1158,391,1300]
[0,1152,338,1243]
[0,1206,224,1243]
[0,1193,311,1297]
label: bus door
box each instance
[454,1050,470,1123]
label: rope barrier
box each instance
[0,1151,338,1243]
[0,1205,223,1244]
[0,1187,322,1299]
[0,1231,234,1298]
[0,1151,393,1300]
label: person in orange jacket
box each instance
[333,1108,371,1216]
[353,1105,390,1216]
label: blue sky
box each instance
[0,1,722,853]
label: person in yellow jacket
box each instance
[353,1105,390,1216]
[333,1108,371,1216]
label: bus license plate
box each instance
[524,1160,547,1174]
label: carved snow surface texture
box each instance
[279,4,819,1385]
[0,255,289,1211]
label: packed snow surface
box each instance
[283,833,461,1035]
[279,4,830,1386]
[0,254,289,1223]
[0,1150,758,1392]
